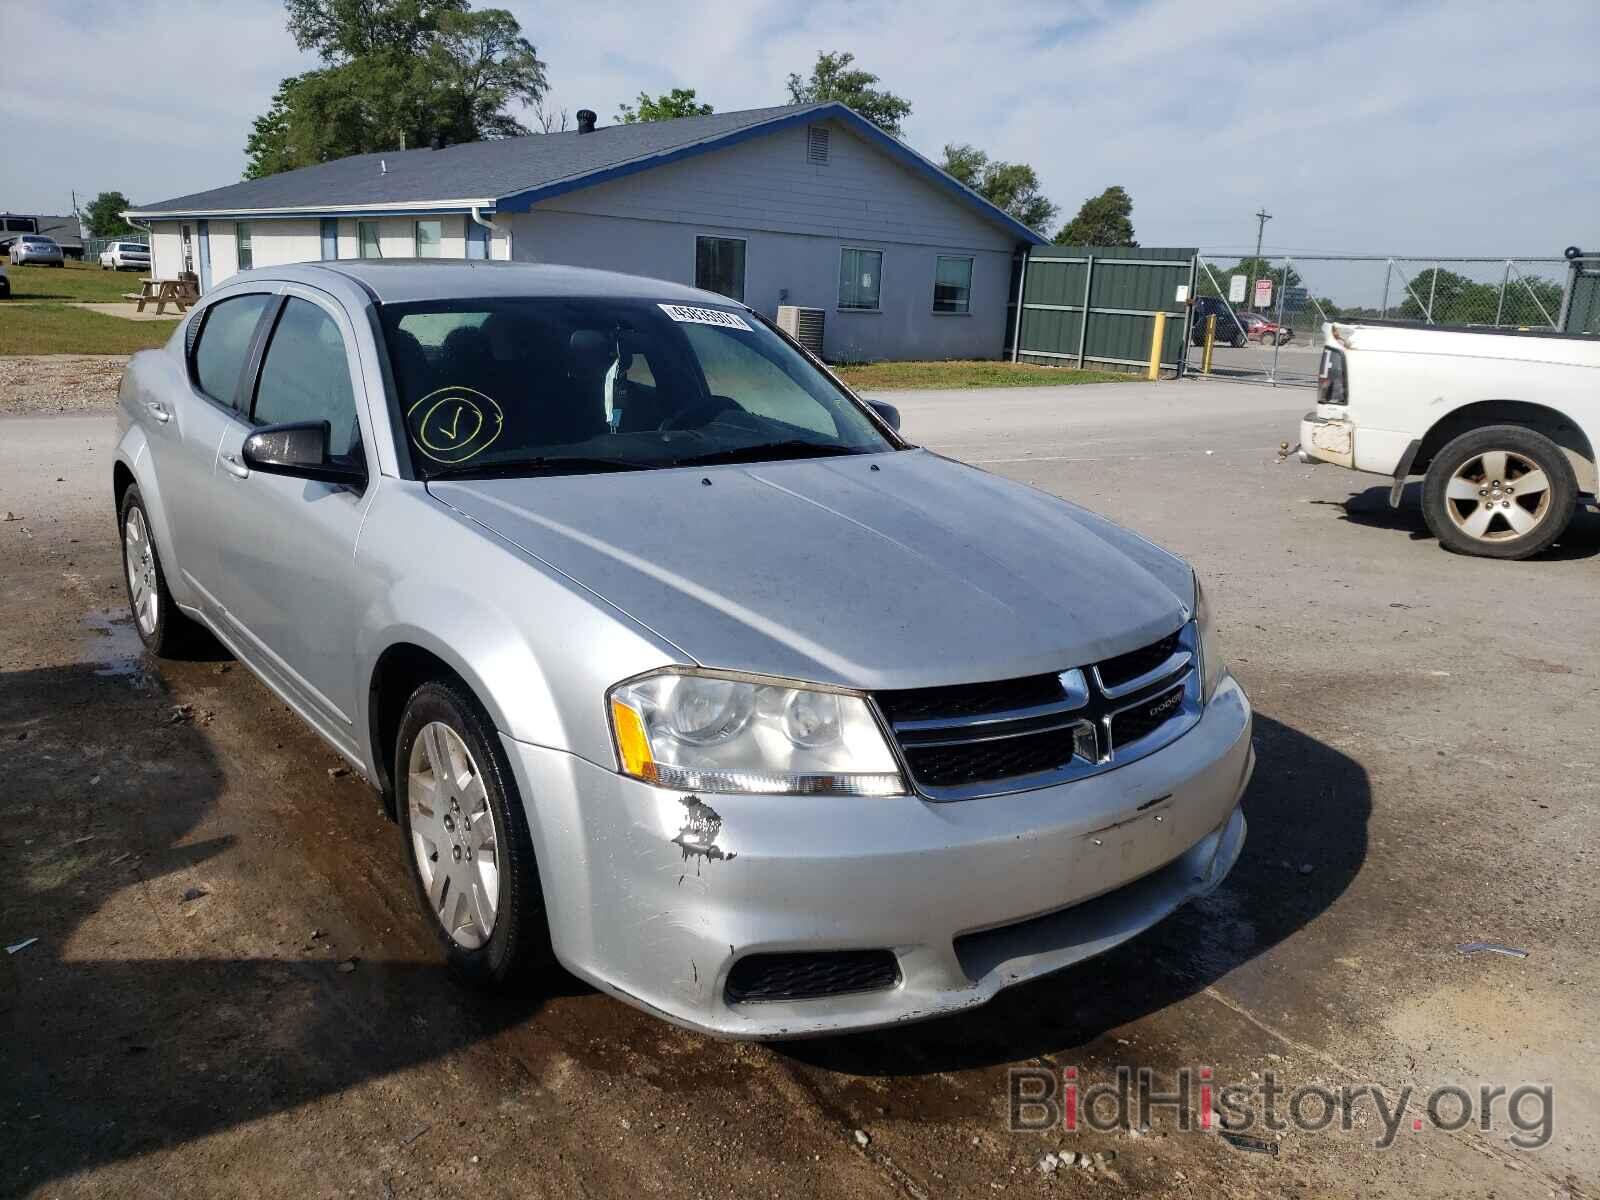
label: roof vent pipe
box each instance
[576,109,597,134]
[380,159,387,174]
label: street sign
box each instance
[1282,286,1308,312]
[1228,274,1247,303]
[1254,278,1274,308]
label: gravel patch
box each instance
[0,355,128,417]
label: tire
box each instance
[120,486,204,655]
[1231,332,1247,349]
[1421,425,1576,560]
[395,678,551,987]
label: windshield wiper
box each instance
[425,456,649,480]
[670,440,867,468]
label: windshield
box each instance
[380,297,897,477]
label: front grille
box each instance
[903,724,1089,788]
[875,672,1066,723]
[875,625,1196,799]
[725,950,900,1004]
[1096,631,1182,692]
[1109,682,1186,747]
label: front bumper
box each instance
[503,674,1254,1039]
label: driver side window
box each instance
[253,298,361,457]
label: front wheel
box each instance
[1421,425,1576,559]
[396,679,552,986]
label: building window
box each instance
[236,222,253,271]
[806,125,830,165]
[694,236,746,302]
[358,220,381,259]
[933,255,973,314]
[415,219,442,258]
[838,247,883,311]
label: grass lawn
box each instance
[832,359,1131,390]
[0,304,176,355]
[5,260,150,303]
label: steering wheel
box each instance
[659,394,738,432]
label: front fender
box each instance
[353,487,685,774]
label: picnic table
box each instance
[125,276,199,315]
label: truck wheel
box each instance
[395,678,552,987]
[1421,426,1576,559]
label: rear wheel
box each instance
[119,485,202,655]
[395,678,551,986]
[1421,425,1576,559]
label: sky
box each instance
[4,0,1597,294]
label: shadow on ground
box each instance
[0,661,575,1188]
[1318,482,1600,559]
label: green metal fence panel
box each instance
[1561,256,1600,335]
[1013,245,1196,372]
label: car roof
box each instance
[240,259,742,309]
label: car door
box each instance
[143,288,276,611]
[210,287,377,754]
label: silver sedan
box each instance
[112,261,1253,1038]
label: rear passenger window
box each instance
[193,294,270,406]
[253,297,360,457]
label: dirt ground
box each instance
[2,378,1596,1199]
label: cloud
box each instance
[4,0,1595,266]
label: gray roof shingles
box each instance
[129,104,818,216]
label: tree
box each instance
[616,88,712,124]
[84,191,137,238]
[1053,185,1137,247]
[245,0,548,178]
[786,51,911,136]
[938,143,1057,233]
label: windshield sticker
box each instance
[657,303,752,331]
[407,386,504,464]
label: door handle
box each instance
[219,452,250,479]
[145,401,172,424]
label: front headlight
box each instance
[608,669,908,796]
[1193,572,1225,701]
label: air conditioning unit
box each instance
[777,305,826,357]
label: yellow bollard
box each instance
[1202,314,1217,374]
[1146,311,1167,380]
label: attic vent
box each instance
[806,125,830,165]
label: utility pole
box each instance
[1247,207,1272,311]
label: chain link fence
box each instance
[1185,255,1569,385]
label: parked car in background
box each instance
[0,264,9,299]
[1240,313,1293,345]
[112,260,1253,1038]
[1189,296,1247,347]
[1299,319,1600,559]
[100,241,151,271]
[10,234,64,266]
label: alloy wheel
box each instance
[124,506,159,636]
[408,721,500,949]
[1444,449,1551,542]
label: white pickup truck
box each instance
[1298,321,1599,559]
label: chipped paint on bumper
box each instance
[1301,411,1355,468]
[501,674,1253,1040]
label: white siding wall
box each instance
[508,119,1020,361]
[249,218,321,269]
[149,223,182,280]
[208,224,239,283]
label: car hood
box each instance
[428,449,1194,690]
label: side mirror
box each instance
[241,421,365,486]
[868,400,901,432]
